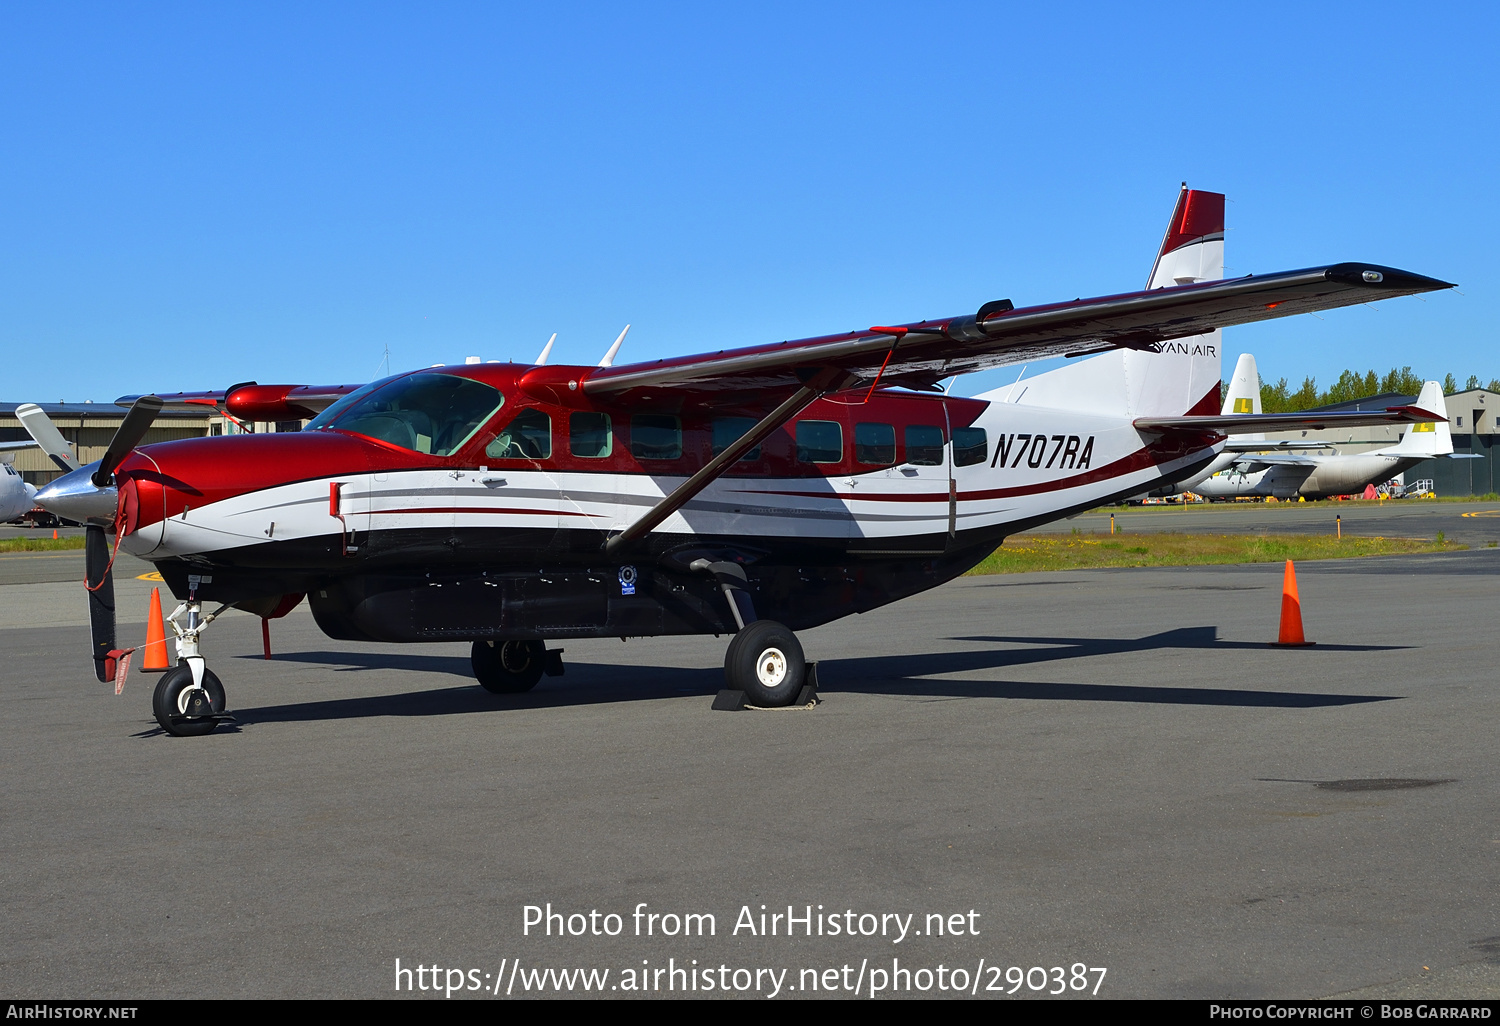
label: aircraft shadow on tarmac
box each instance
[208,625,1401,726]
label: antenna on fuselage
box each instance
[535,333,557,366]
[598,324,631,368]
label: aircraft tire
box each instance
[151,664,226,737]
[472,640,545,694]
[725,620,805,707]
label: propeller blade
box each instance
[85,524,116,683]
[92,396,163,487]
[16,404,81,472]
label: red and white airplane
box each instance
[29,187,1451,735]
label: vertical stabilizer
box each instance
[993,186,1224,418]
[1385,381,1453,456]
[1147,186,1226,290]
[1223,353,1264,441]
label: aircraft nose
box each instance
[33,463,118,525]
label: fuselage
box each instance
[1196,452,1419,500]
[0,462,37,522]
[113,364,1219,642]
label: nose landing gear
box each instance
[152,662,227,736]
[152,591,235,737]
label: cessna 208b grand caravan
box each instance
[28,187,1452,735]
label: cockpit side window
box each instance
[315,373,504,457]
[486,408,552,460]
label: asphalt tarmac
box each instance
[1,519,1498,999]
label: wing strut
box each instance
[602,366,856,557]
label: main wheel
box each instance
[472,640,546,694]
[151,664,227,737]
[725,620,805,707]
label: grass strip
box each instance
[1095,495,1499,512]
[967,532,1460,575]
[0,536,88,552]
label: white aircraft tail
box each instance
[1383,381,1453,457]
[1223,352,1264,440]
[989,186,1224,418]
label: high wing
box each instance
[1221,439,1343,452]
[1233,453,1322,469]
[579,263,1452,401]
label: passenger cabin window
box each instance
[796,420,843,464]
[711,417,762,461]
[854,422,895,465]
[487,408,552,460]
[570,412,613,458]
[952,427,987,467]
[311,372,503,456]
[631,415,682,460]
[905,425,945,466]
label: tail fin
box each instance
[1222,353,1262,415]
[995,185,1224,418]
[1222,353,1265,441]
[1385,381,1453,456]
[1147,186,1225,289]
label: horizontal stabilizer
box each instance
[1136,406,1444,434]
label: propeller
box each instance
[86,524,115,682]
[20,397,164,682]
[92,396,163,487]
[16,404,81,472]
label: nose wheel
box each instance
[151,662,228,736]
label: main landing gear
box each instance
[471,640,565,694]
[152,590,235,737]
[692,557,815,709]
[724,619,806,707]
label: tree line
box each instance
[1229,367,1500,413]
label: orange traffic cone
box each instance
[1274,560,1315,646]
[142,587,170,671]
[52,529,58,539]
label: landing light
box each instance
[1362,270,1384,283]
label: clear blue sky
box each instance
[2,3,1495,402]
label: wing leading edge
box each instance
[584,263,1451,401]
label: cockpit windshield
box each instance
[308,372,504,457]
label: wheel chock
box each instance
[712,663,820,711]
[543,648,565,677]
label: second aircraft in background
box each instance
[1190,356,1468,500]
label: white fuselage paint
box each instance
[121,403,1217,561]
[1196,453,1422,500]
[0,463,37,523]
